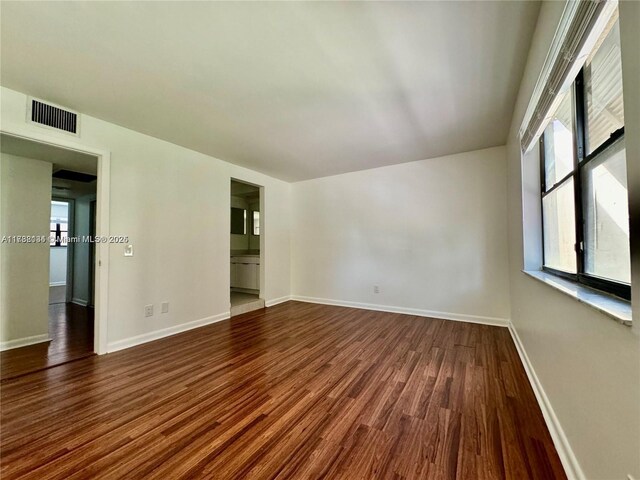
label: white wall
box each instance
[620,0,640,339]
[0,153,51,347]
[506,2,640,479]
[49,247,67,286]
[1,86,291,350]
[291,146,510,323]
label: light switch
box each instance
[124,244,134,257]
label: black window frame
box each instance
[540,68,630,300]
[50,222,68,247]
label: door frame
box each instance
[1,124,111,354]
[88,200,97,307]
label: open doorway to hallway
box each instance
[0,135,98,380]
[230,179,265,316]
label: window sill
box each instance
[522,270,632,326]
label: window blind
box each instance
[519,0,617,153]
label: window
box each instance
[252,211,260,236]
[50,201,69,247]
[540,13,630,299]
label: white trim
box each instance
[71,297,89,307]
[291,296,509,327]
[523,270,631,325]
[508,321,584,480]
[260,186,265,300]
[265,295,291,307]
[63,197,75,304]
[0,121,111,355]
[107,311,230,353]
[95,143,110,355]
[0,334,51,351]
[49,281,66,287]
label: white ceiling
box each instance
[231,180,259,197]
[0,1,540,182]
[0,133,98,174]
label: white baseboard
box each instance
[265,295,291,307]
[0,334,51,351]
[49,281,66,287]
[508,322,584,480]
[290,296,509,327]
[72,298,89,307]
[107,311,230,353]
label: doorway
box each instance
[230,179,265,316]
[0,134,103,380]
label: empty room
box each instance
[0,1,638,479]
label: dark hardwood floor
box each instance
[0,303,94,381]
[0,301,566,479]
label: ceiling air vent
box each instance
[28,98,79,135]
[52,170,96,183]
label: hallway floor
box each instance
[0,303,94,381]
[48,285,66,304]
[230,291,265,316]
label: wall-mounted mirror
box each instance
[231,207,246,234]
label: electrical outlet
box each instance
[161,302,169,314]
[373,285,380,294]
[144,304,153,317]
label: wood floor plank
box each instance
[0,301,566,479]
[0,303,94,381]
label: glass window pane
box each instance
[584,14,624,154]
[543,90,574,190]
[583,137,630,283]
[543,178,577,273]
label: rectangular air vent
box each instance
[52,170,97,183]
[29,98,79,135]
